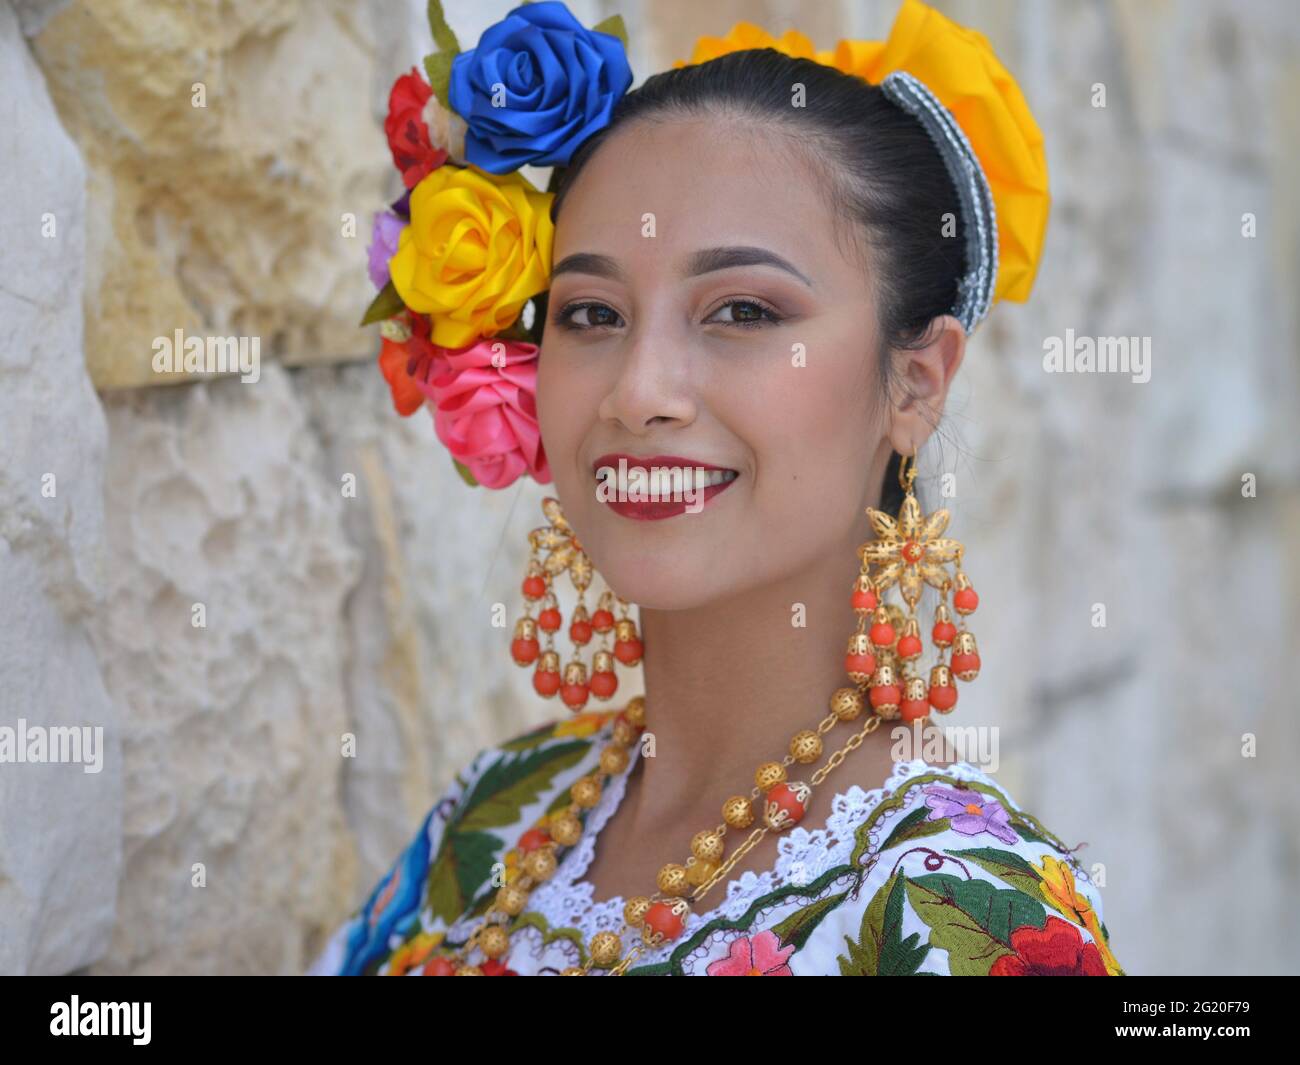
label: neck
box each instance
[621,526,884,832]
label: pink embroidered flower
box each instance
[409,337,550,490]
[706,929,796,976]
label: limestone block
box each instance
[31,0,433,390]
[0,0,120,976]
[84,366,363,974]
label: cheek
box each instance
[738,350,876,496]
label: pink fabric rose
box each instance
[409,337,550,490]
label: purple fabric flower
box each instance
[367,210,405,289]
[923,785,1018,844]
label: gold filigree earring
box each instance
[509,497,644,710]
[847,448,981,720]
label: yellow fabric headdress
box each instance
[675,0,1050,312]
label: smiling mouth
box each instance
[591,460,741,521]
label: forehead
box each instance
[553,116,852,274]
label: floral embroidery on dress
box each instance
[706,930,795,976]
[307,712,1123,976]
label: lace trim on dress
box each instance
[520,717,1014,966]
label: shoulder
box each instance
[802,760,1124,976]
[307,709,621,975]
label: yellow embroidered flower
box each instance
[674,0,1049,306]
[1037,854,1124,976]
[389,163,554,348]
[385,929,445,976]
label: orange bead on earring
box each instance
[511,497,644,710]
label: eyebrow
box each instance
[550,245,814,288]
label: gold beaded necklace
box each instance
[434,686,886,975]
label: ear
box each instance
[885,314,967,455]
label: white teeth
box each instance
[597,465,738,494]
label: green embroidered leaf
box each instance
[591,14,628,47]
[359,280,405,326]
[426,828,503,923]
[770,891,848,953]
[879,805,951,851]
[837,872,930,976]
[632,864,858,976]
[508,911,588,965]
[455,741,589,833]
[423,50,457,110]
[904,873,1047,975]
[425,0,460,55]
[1011,818,1050,845]
[950,846,1044,897]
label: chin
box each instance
[577,538,726,611]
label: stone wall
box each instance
[0,0,1296,974]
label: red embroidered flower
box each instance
[990,915,1109,975]
[384,69,449,188]
[706,929,796,976]
[480,959,518,976]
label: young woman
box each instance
[309,0,1122,976]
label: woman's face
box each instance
[536,115,895,609]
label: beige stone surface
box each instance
[0,0,1296,975]
[0,0,120,976]
[31,0,422,390]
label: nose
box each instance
[596,310,697,435]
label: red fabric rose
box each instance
[990,915,1109,976]
[384,69,448,188]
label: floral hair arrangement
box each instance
[363,0,1048,490]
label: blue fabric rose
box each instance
[449,1,633,174]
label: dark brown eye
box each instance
[706,299,783,327]
[555,301,624,330]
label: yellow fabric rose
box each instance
[676,0,1050,306]
[389,164,554,348]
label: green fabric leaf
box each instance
[837,872,930,975]
[904,872,1047,975]
[423,50,457,110]
[452,457,478,487]
[591,14,628,47]
[949,846,1044,897]
[360,280,405,326]
[426,0,460,55]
